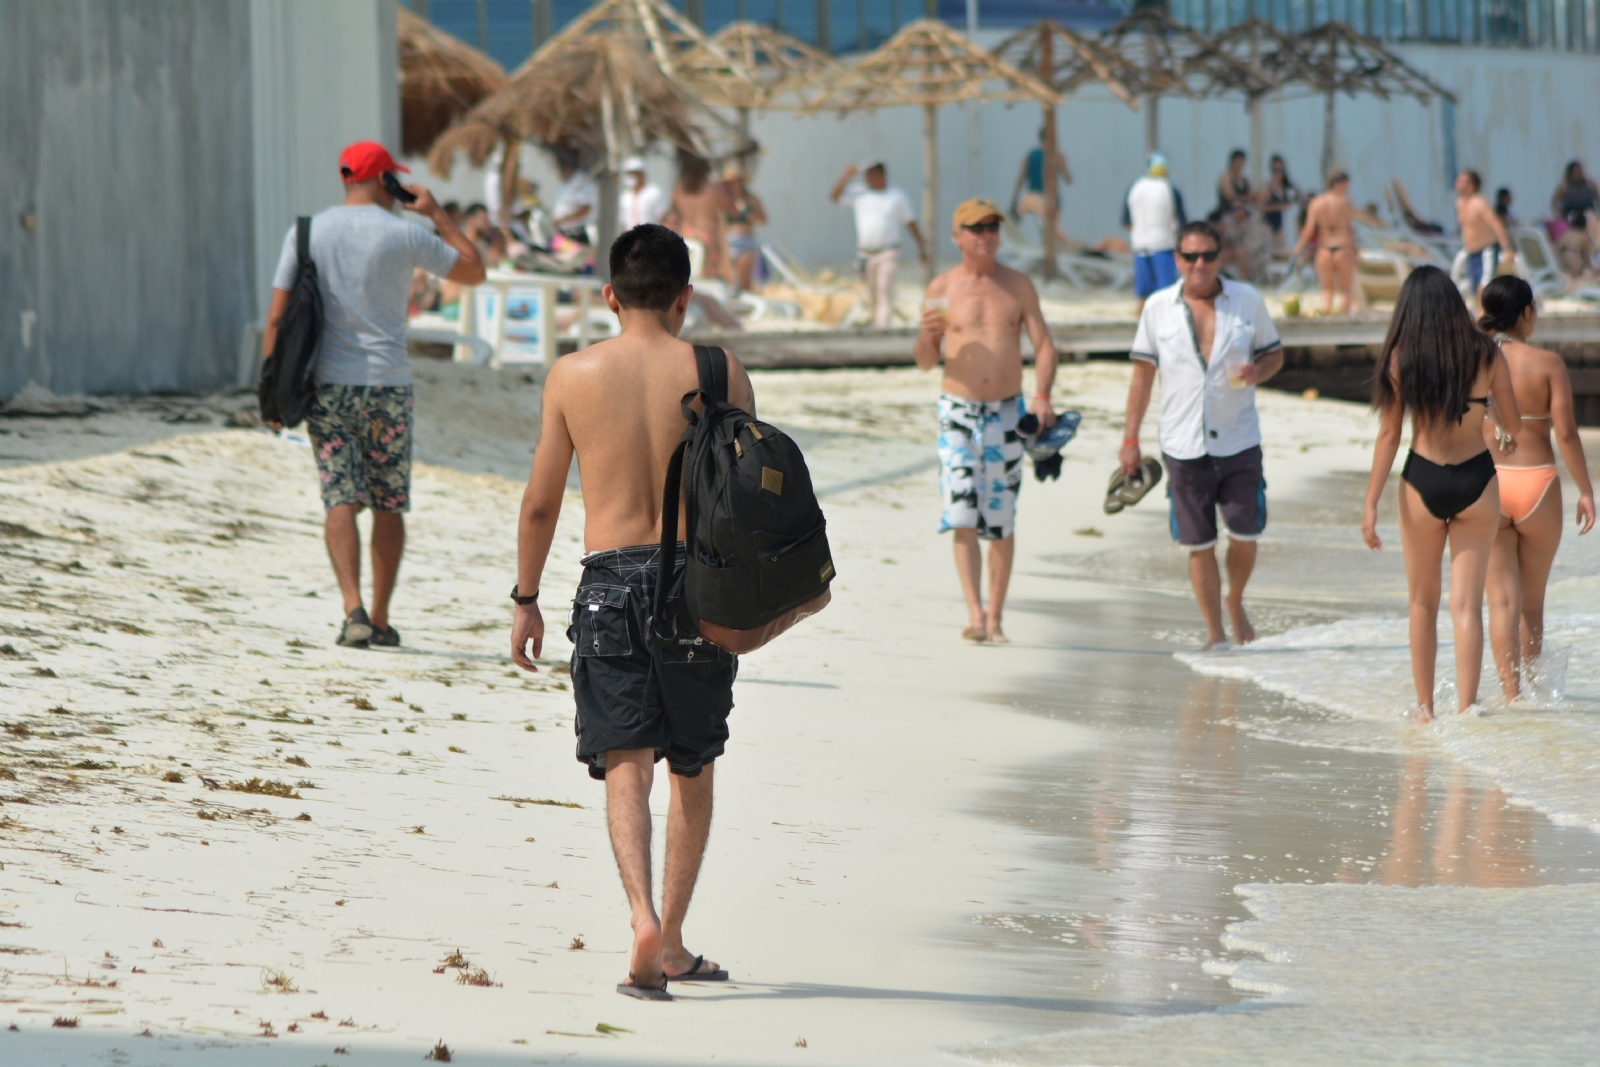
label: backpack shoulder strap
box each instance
[296,216,311,265]
[694,345,729,405]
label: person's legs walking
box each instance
[1223,537,1257,645]
[369,511,405,631]
[1397,483,1448,718]
[984,536,1015,642]
[325,504,365,616]
[604,749,664,985]
[1514,481,1563,666]
[868,250,898,328]
[1188,549,1227,649]
[1315,247,1336,312]
[1332,247,1357,314]
[1445,484,1501,712]
[1485,520,1524,701]
[661,764,718,978]
[952,529,986,637]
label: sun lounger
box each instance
[998,220,1134,290]
[1513,226,1600,301]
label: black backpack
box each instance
[258,216,323,427]
[653,346,834,654]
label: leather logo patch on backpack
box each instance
[761,467,784,495]
[820,560,835,583]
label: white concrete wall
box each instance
[743,42,1600,271]
[249,0,400,375]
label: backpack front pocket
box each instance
[574,585,632,657]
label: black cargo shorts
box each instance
[568,543,737,780]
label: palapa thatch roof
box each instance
[398,7,508,156]
[709,21,878,111]
[1087,9,1275,99]
[823,19,1057,111]
[427,33,709,177]
[1208,18,1325,99]
[991,20,1138,108]
[1295,22,1454,103]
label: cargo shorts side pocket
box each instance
[574,585,632,657]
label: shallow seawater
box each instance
[955,467,1600,1054]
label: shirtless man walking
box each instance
[1293,171,1379,315]
[914,199,1060,644]
[511,224,753,1000]
[1457,169,1515,304]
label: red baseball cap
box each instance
[338,141,409,184]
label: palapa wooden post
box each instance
[923,102,938,286]
[1039,30,1058,281]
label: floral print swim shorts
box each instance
[304,385,414,513]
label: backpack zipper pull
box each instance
[745,422,764,441]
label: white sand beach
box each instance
[3,361,1598,1066]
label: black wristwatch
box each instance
[509,584,539,606]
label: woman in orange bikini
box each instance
[1363,266,1521,721]
[1478,276,1596,701]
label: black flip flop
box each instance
[668,955,729,982]
[616,973,672,1001]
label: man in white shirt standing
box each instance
[1123,153,1187,315]
[829,160,927,328]
[1120,221,1282,650]
[619,156,668,230]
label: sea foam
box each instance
[1171,607,1600,836]
[957,882,1600,1066]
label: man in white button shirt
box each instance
[1120,220,1283,650]
[619,156,668,230]
[830,160,928,328]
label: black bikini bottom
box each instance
[1401,449,1497,521]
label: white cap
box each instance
[622,155,647,174]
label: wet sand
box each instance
[3,361,1598,1064]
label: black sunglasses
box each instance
[1177,249,1221,263]
[962,221,1001,234]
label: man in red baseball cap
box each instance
[262,142,485,649]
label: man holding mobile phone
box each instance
[1120,220,1282,651]
[262,141,485,649]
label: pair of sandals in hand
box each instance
[617,955,728,1001]
[1104,457,1163,514]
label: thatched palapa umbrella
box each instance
[1209,19,1322,185]
[823,20,1058,284]
[427,0,756,276]
[1294,23,1453,184]
[994,21,1138,278]
[1089,9,1273,154]
[709,21,883,155]
[399,7,508,157]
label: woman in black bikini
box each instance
[1362,266,1522,720]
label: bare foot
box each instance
[626,914,664,987]
[984,625,1009,645]
[961,625,987,643]
[1411,705,1435,723]
[1200,633,1230,652]
[1227,602,1255,646]
[662,947,723,979]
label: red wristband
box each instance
[1033,393,1050,400]
[1122,437,1139,445]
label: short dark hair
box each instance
[1230,149,1246,162]
[609,224,691,311]
[1177,220,1223,252]
[1327,169,1349,187]
[464,202,488,217]
[1462,169,1482,191]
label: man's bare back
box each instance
[918,262,1044,401]
[537,331,754,553]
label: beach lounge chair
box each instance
[1513,226,1600,301]
[997,220,1134,291]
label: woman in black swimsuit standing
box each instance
[1361,265,1522,720]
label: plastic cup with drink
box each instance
[1225,323,1255,388]
[924,297,948,325]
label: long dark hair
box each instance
[1478,275,1534,334]
[1372,266,1498,429]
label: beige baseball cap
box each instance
[952,198,1003,229]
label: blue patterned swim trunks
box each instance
[304,384,414,513]
[936,393,1025,541]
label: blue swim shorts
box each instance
[1134,250,1179,298]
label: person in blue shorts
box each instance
[1124,154,1187,314]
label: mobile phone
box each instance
[382,171,417,204]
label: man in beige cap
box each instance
[914,198,1060,644]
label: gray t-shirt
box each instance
[272,205,459,387]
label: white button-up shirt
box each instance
[1130,278,1282,460]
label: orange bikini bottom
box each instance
[1496,464,1558,524]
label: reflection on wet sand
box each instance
[1381,755,1537,888]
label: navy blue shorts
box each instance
[1164,447,1267,549]
[1134,251,1178,298]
